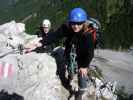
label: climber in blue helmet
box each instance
[44,8,94,99]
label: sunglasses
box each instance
[70,22,84,25]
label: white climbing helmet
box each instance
[42,19,51,28]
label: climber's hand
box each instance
[79,67,88,77]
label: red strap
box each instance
[92,30,96,42]
[88,28,96,43]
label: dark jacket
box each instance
[46,24,94,68]
[36,27,48,47]
[33,27,51,53]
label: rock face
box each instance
[0,52,59,99]
[0,21,70,100]
[93,49,133,94]
[16,53,66,100]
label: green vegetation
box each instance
[0,0,132,50]
[98,0,133,49]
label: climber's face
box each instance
[43,27,50,34]
[70,22,84,33]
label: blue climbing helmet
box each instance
[68,8,88,22]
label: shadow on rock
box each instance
[51,47,73,94]
[0,89,24,100]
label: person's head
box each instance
[68,7,88,33]
[42,19,51,33]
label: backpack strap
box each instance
[84,25,97,44]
